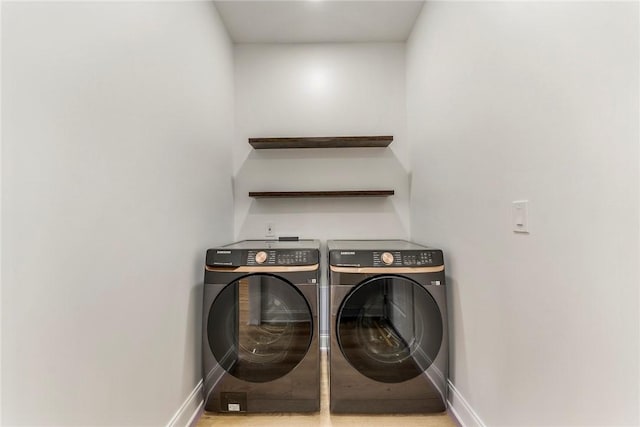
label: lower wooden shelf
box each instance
[248,190,394,198]
[248,135,393,149]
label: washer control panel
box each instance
[207,249,318,267]
[401,251,436,266]
[331,249,443,268]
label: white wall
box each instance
[0,2,3,421]
[1,2,234,425]
[233,43,410,343]
[407,2,639,426]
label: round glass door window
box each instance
[337,275,442,383]
[207,274,312,383]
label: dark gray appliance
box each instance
[203,240,320,413]
[328,240,448,414]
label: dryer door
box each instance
[337,275,443,383]
[207,273,313,383]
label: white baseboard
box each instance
[447,380,486,427]
[166,380,204,427]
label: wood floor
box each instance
[196,352,457,427]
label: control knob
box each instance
[381,252,394,265]
[255,251,268,264]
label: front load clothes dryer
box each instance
[328,240,448,414]
[202,239,320,413]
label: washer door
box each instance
[207,273,313,383]
[337,275,442,383]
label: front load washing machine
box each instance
[328,240,448,413]
[202,239,320,413]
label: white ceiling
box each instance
[213,1,425,44]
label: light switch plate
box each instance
[512,200,529,233]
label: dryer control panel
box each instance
[207,249,319,267]
[246,249,317,266]
[330,249,443,268]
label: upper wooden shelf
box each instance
[248,135,393,149]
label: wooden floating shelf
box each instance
[248,136,393,149]
[249,190,395,198]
